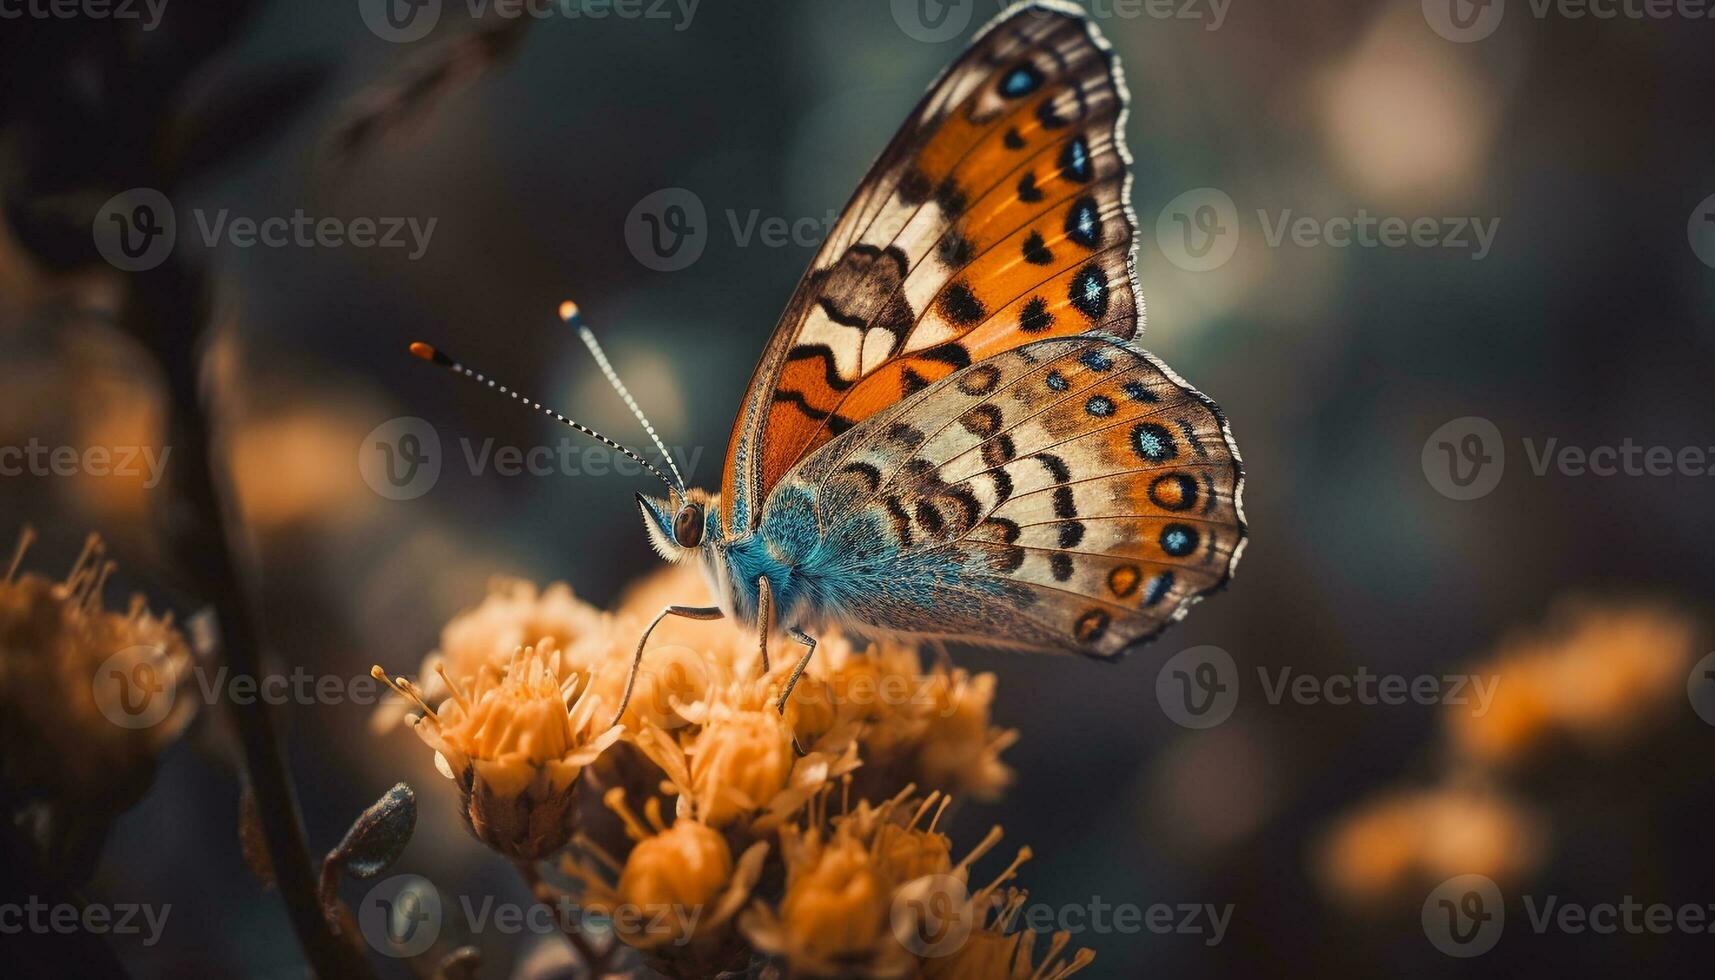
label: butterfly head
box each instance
[637,487,717,562]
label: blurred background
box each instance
[3,0,1715,976]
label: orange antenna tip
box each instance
[558,300,581,324]
[408,342,435,360]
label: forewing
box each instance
[785,334,1246,659]
[721,2,1139,533]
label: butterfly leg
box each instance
[755,575,774,674]
[778,626,818,755]
[610,604,724,728]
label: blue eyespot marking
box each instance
[1046,369,1070,392]
[1160,523,1199,557]
[1069,265,1109,320]
[1059,135,1092,183]
[1064,196,1101,249]
[999,64,1044,98]
[1122,380,1158,403]
[1085,394,1115,417]
[1143,571,1174,606]
[1078,349,1112,372]
[1131,422,1178,462]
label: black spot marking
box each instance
[998,63,1044,98]
[1037,453,1070,483]
[960,404,1003,437]
[1052,485,1077,519]
[1085,394,1115,417]
[1003,127,1026,150]
[919,343,973,370]
[939,232,973,267]
[886,422,924,448]
[1022,231,1054,265]
[934,177,966,218]
[985,466,1014,504]
[1064,196,1102,249]
[1122,380,1157,403]
[900,367,932,397]
[897,168,932,205]
[1058,135,1092,183]
[1050,552,1074,582]
[1143,572,1174,606]
[1176,418,1208,458]
[1019,296,1054,334]
[956,363,1002,396]
[1036,94,1070,129]
[940,282,986,325]
[1148,473,1199,512]
[1046,369,1069,391]
[984,516,1021,544]
[1074,608,1109,644]
[1131,422,1178,463]
[915,499,947,539]
[981,434,1016,470]
[884,496,914,547]
[1069,264,1109,321]
[1057,520,1085,548]
[826,414,854,436]
[1017,172,1044,203]
[839,461,881,493]
[1160,523,1198,557]
[992,546,1026,574]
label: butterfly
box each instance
[411,0,1247,743]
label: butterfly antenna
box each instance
[559,301,687,494]
[407,341,678,495]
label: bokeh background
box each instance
[4,0,1715,976]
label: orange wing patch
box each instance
[722,5,1139,533]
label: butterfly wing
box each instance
[778,334,1245,658]
[721,2,1138,534]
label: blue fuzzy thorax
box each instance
[720,484,979,630]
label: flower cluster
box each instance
[1318,597,1698,905]
[374,563,1089,977]
[0,529,196,876]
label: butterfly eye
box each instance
[672,503,704,548]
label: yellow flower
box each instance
[780,831,890,963]
[1317,784,1544,904]
[0,531,196,810]
[1449,600,1696,764]
[558,788,769,953]
[374,647,621,860]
